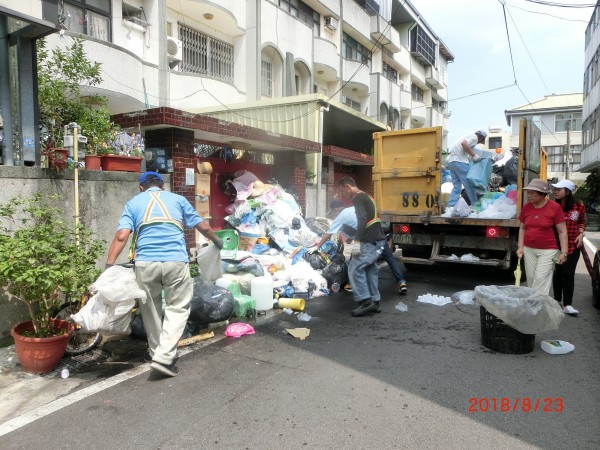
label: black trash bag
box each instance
[321,255,348,288]
[130,313,146,340]
[304,251,328,270]
[185,278,235,337]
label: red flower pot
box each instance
[100,155,143,172]
[11,320,73,374]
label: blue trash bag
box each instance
[467,157,493,192]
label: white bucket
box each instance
[251,276,274,311]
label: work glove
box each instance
[214,238,224,250]
[472,154,482,163]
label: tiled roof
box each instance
[508,93,583,112]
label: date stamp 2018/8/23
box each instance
[468,397,563,413]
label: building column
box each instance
[0,16,13,165]
[17,37,39,166]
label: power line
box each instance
[522,0,595,8]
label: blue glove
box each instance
[214,238,224,250]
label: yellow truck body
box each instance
[373,119,546,269]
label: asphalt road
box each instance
[1,260,599,449]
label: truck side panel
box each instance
[373,127,442,216]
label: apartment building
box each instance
[504,93,585,185]
[0,0,452,218]
[582,1,600,172]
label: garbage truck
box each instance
[372,119,546,270]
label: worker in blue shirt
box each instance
[106,172,223,377]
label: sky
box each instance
[409,0,593,146]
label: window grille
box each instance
[261,60,273,96]
[179,24,234,82]
[411,84,423,102]
[382,62,397,82]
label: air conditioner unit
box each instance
[325,17,338,31]
[167,37,182,62]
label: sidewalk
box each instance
[0,311,275,427]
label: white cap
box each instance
[475,130,487,139]
[551,180,576,192]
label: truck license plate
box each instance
[395,234,412,244]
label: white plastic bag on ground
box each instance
[71,266,145,334]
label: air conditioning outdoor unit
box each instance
[167,37,183,62]
[325,17,338,31]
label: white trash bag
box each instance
[474,285,564,335]
[71,265,146,334]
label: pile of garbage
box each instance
[442,148,519,219]
[192,170,349,325]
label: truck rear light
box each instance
[486,226,508,238]
[392,224,410,234]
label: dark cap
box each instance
[329,199,343,209]
[139,171,163,184]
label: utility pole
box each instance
[565,119,571,180]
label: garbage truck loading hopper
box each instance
[372,120,545,270]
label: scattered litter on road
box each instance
[282,308,293,315]
[451,290,475,305]
[541,340,575,354]
[286,328,310,340]
[224,323,255,338]
[417,293,452,306]
[395,302,408,312]
[297,312,312,322]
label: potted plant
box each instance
[100,131,144,172]
[37,37,120,168]
[0,195,104,373]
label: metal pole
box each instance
[565,119,571,180]
[73,124,80,245]
[316,104,329,217]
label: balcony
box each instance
[411,100,427,125]
[426,66,445,89]
[400,85,412,111]
[370,15,400,53]
[314,37,339,83]
[342,58,370,92]
[342,0,371,39]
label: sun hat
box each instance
[523,178,550,194]
[475,130,487,139]
[551,179,576,192]
[139,171,163,184]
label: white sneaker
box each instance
[563,305,579,315]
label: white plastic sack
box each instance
[452,198,471,218]
[90,265,147,303]
[71,265,145,334]
[474,285,564,334]
[71,293,134,334]
[196,244,223,282]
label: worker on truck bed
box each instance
[446,130,487,207]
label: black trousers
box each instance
[552,248,581,306]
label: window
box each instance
[179,25,234,82]
[261,60,273,96]
[61,0,111,41]
[342,33,371,66]
[555,112,582,132]
[382,62,397,83]
[545,145,582,174]
[489,137,502,149]
[411,84,423,102]
[410,25,436,66]
[342,95,361,111]
[279,0,320,36]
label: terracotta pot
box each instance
[100,155,143,172]
[11,320,73,374]
[84,155,102,171]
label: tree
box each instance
[37,37,119,154]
